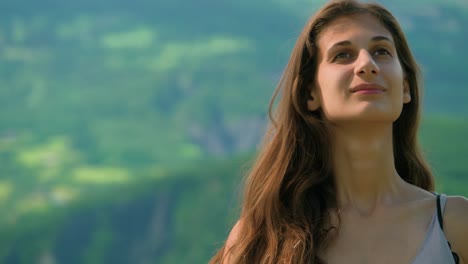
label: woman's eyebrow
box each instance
[324,40,352,58]
[371,35,393,43]
[328,40,352,51]
[328,35,393,51]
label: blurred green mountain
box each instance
[0,0,467,263]
[1,0,467,159]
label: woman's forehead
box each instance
[316,14,394,50]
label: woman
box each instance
[210,0,468,263]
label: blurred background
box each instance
[0,0,467,263]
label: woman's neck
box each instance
[330,123,409,216]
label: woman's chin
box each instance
[326,110,402,124]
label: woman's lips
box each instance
[354,89,384,94]
[350,83,386,94]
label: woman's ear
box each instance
[307,87,321,111]
[403,79,411,104]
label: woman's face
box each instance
[308,14,411,124]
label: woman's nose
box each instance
[354,50,380,77]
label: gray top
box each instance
[411,194,456,264]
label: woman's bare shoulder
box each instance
[444,195,468,262]
[222,219,244,264]
[226,220,243,249]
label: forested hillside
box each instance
[0,0,467,263]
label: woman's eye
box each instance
[373,48,392,56]
[333,51,353,61]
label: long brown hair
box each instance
[210,0,434,263]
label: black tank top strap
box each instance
[436,194,444,230]
[435,193,460,264]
